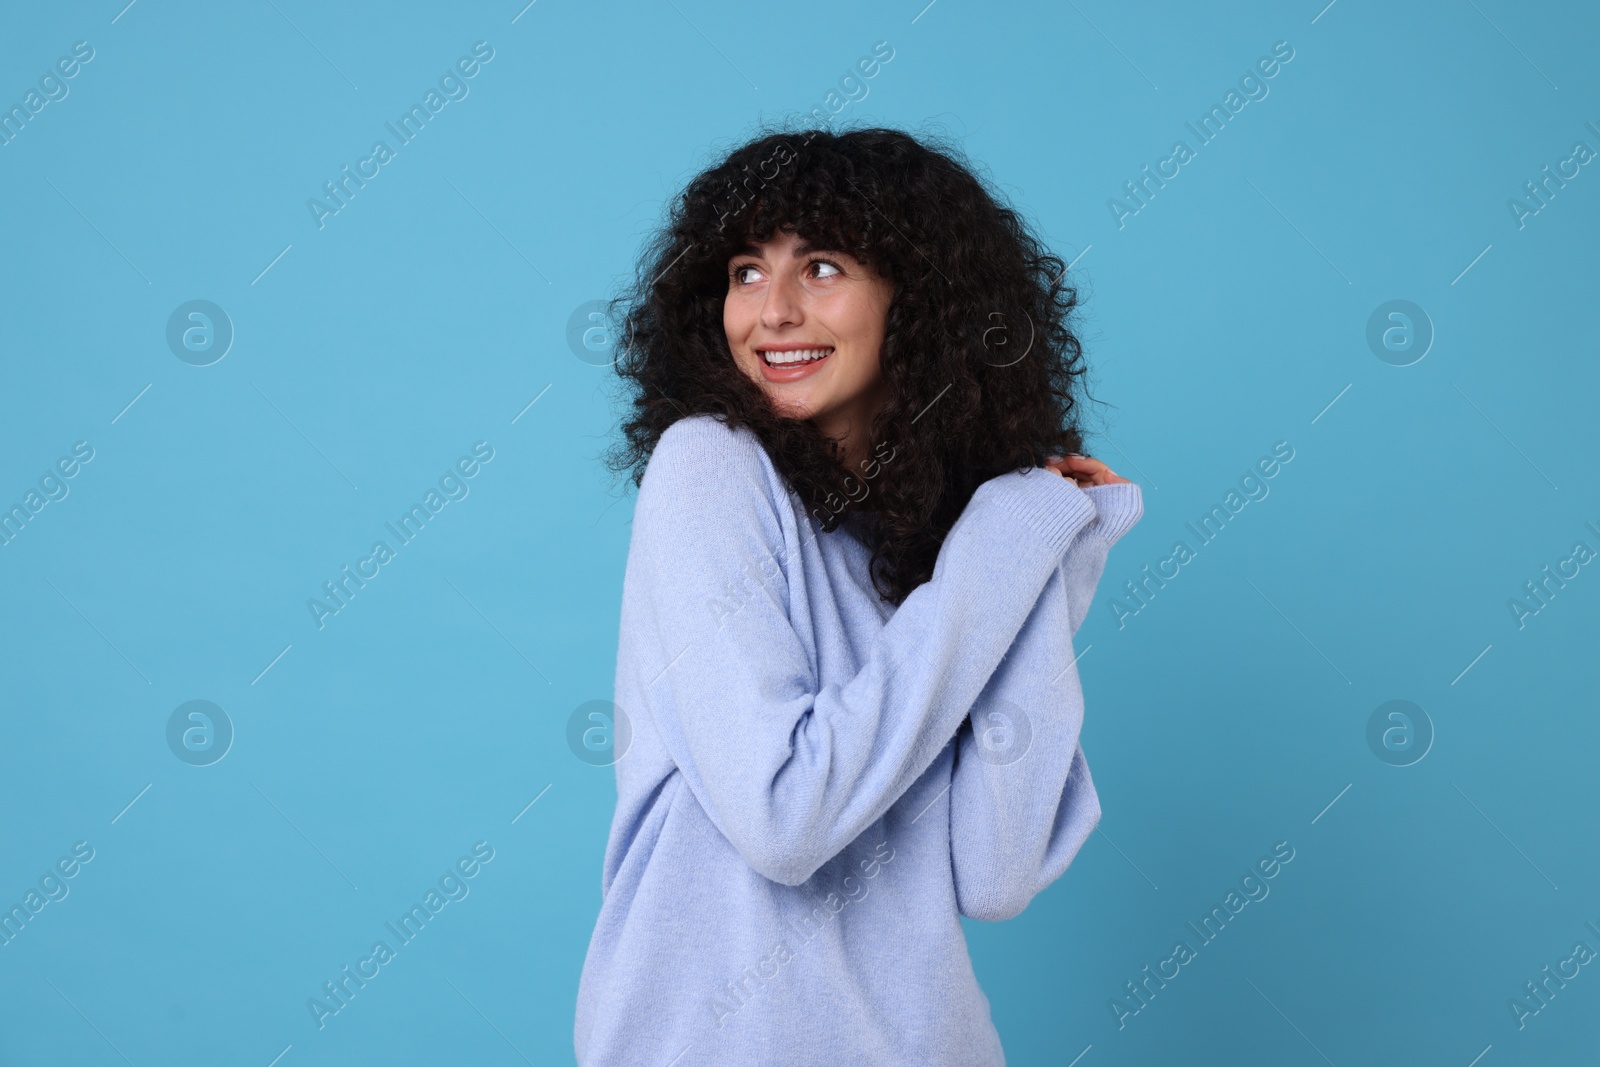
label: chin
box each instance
[767,395,816,421]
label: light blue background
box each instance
[2,1,1597,1064]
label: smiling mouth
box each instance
[759,347,834,367]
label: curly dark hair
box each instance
[600,121,1108,607]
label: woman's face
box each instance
[723,229,894,456]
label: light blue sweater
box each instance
[576,413,1143,1065]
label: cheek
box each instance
[851,304,888,373]
[838,339,883,393]
[723,300,749,353]
[836,290,886,350]
[857,283,891,352]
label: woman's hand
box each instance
[1045,453,1131,487]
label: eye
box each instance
[809,258,843,278]
[729,257,845,285]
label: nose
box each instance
[759,270,802,331]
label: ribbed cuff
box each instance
[978,467,1098,557]
[1080,482,1144,545]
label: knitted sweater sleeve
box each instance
[627,415,1097,887]
[948,481,1144,920]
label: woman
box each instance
[579,125,1142,1065]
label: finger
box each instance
[1047,455,1109,486]
[1036,455,1129,488]
[1063,455,1131,486]
[1058,455,1110,476]
[1044,460,1085,485]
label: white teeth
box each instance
[762,348,833,365]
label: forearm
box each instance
[950,482,1143,919]
[636,430,1099,887]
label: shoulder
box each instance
[645,413,776,490]
[638,414,791,527]
[651,412,763,467]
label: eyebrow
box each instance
[730,239,830,260]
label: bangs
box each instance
[696,134,890,282]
